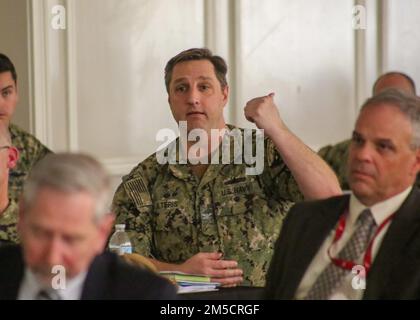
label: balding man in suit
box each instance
[266,90,420,299]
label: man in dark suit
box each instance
[0,153,177,300]
[265,89,420,299]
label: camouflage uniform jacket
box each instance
[0,198,19,246]
[9,123,52,202]
[318,139,351,190]
[319,139,420,190]
[112,125,303,286]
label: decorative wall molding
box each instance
[379,0,388,72]
[204,0,236,124]
[28,0,51,145]
[229,0,241,124]
[65,0,78,151]
[354,0,367,110]
[354,0,381,111]
[27,0,407,175]
[101,156,146,177]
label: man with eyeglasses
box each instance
[0,123,19,246]
[0,153,177,299]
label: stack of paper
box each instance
[159,271,220,294]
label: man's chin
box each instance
[350,178,372,192]
[186,120,206,131]
[350,180,376,200]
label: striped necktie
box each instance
[305,209,377,300]
[36,289,62,300]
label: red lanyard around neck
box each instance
[327,209,395,274]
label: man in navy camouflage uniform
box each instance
[113,48,341,286]
[0,53,51,203]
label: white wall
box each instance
[384,0,420,89]
[74,0,205,159]
[2,0,420,198]
[235,0,357,149]
[0,0,31,132]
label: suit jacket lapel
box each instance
[364,187,420,299]
[0,246,25,299]
[285,195,349,298]
[80,254,110,300]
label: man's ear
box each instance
[415,148,420,166]
[7,146,19,169]
[410,148,420,178]
[222,85,229,107]
[17,199,26,238]
[14,81,19,102]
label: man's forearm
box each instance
[150,258,184,272]
[269,126,342,200]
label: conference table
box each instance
[180,286,264,300]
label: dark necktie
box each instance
[36,289,62,300]
[305,209,377,300]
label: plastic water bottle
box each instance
[108,224,132,255]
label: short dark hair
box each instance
[0,53,17,83]
[372,71,416,95]
[164,48,228,93]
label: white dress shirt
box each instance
[18,267,87,300]
[295,186,412,300]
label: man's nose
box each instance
[45,238,64,267]
[353,143,373,162]
[187,87,200,105]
